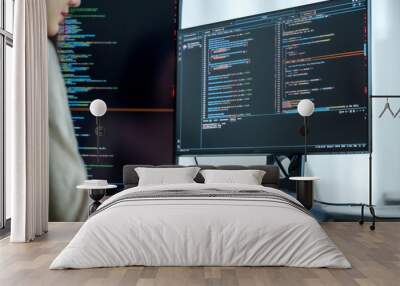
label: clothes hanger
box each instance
[394,107,400,118]
[378,98,395,118]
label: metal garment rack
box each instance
[316,95,400,230]
[367,96,400,221]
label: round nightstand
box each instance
[77,184,117,215]
[289,177,319,210]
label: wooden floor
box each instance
[0,222,399,286]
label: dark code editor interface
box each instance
[177,0,369,155]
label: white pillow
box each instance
[135,167,200,186]
[200,169,266,185]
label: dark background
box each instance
[59,0,178,188]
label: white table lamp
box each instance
[297,99,315,117]
[90,99,107,117]
[297,99,315,163]
[89,99,107,162]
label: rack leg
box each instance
[369,206,376,231]
[359,204,365,225]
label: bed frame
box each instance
[123,165,280,189]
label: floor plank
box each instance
[0,222,399,286]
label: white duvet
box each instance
[50,183,351,269]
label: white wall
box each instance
[181,0,327,29]
[179,0,400,206]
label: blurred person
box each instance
[47,0,89,221]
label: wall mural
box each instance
[48,0,177,221]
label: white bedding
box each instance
[50,183,351,269]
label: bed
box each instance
[50,165,351,269]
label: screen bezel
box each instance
[175,0,370,156]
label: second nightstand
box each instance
[289,177,319,210]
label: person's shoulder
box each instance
[47,40,65,89]
[48,39,57,59]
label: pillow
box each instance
[135,167,200,186]
[200,169,266,185]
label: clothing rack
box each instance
[366,96,400,225]
[316,95,400,230]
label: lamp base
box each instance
[88,189,106,215]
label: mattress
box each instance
[50,183,351,269]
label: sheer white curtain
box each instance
[9,0,49,242]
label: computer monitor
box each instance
[176,0,369,155]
